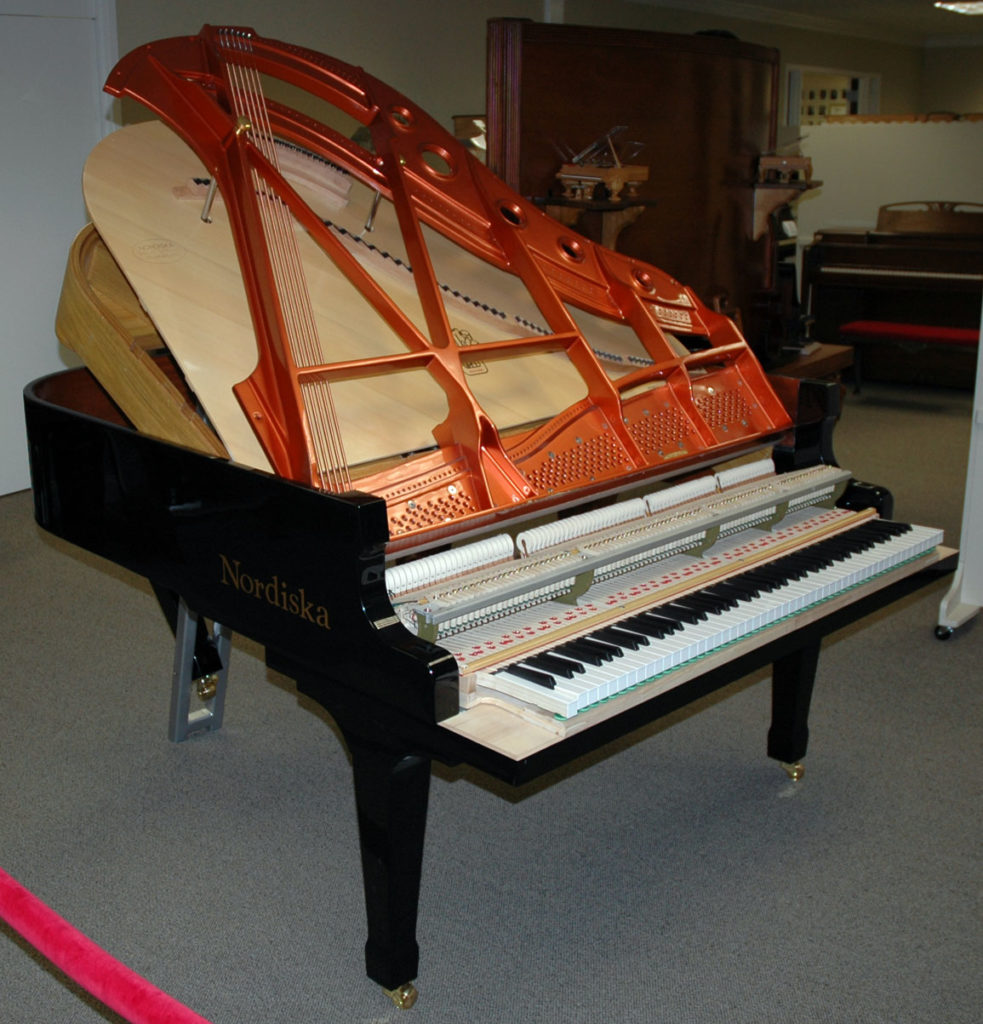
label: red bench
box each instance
[838,319,980,391]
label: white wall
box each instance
[114,0,541,135]
[795,119,983,244]
[0,0,117,495]
[923,44,983,114]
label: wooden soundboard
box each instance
[82,121,621,475]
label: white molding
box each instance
[625,0,983,46]
[924,32,983,45]
[91,0,119,134]
[542,0,566,23]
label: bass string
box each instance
[224,37,351,491]
[220,30,352,491]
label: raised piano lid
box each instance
[875,201,983,236]
[81,25,792,553]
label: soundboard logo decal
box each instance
[452,328,488,375]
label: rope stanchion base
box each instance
[0,866,215,1024]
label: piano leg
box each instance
[767,639,820,780]
[338,722,430,1007]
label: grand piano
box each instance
[24,28,955,1008]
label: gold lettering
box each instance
[217,554,330,630]
[219,553,241,587]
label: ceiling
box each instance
[641,0,983,45]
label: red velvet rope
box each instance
[0,866,215,1024]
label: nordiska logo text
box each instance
[219,554,330,629]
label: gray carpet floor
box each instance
[1,381,980,1023]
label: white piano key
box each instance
[488,669,583,717]
[469,522,944,717]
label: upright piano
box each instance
[802,202,983,385]
[24,28,955,1008]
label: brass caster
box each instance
[781,761,805,781]
[195,674,219,701]
[383,982,418,1010]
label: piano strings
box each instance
[219,28,352,493]
[92,25,797,546]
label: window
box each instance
[786,67,881,125]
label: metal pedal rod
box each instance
[168,597,231,742]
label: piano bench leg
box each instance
[767,640,820,776]
[168,598,231,742]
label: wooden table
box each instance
[774,342,853,382]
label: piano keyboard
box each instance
[818,266,983,283]
[451,515,942,719]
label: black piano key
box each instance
[524,652,584,677]
[822,537,864,558]
[577,635,624,658]
[676,591,732,614]
[640,610,686,632]
[694,582,740,606]
[741,568,784,590]
[712,577,761,599]
[660,601,706,624]
[501,664,556,690]
[555,640,607,666]
[621,614,677,639]
[782,552,830,571]
[732,566,772,582]
[593,625,645,650]
[770,557,808,580]
[608,624,655,646]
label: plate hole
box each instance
[559,236,584,262]
[420,145,455,178]
[389,106,414,130]
[498,202,526,227]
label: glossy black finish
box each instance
[25,370,459,728]
[838,479,895,520]
[770,376,840,472]
[23,369,956,993]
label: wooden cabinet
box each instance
[486,19,781,354]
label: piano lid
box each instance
[83,26,792,550]
[875,201,983,238]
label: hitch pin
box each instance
[200,178,218,223]
[358,190,382,237]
